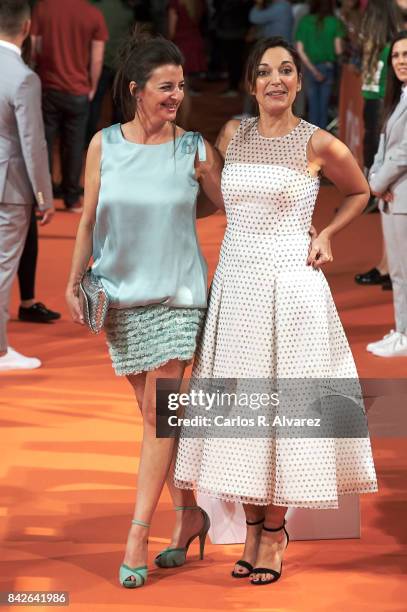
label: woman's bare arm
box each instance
[65,131,102,322]
[306,129,370,267]
[195,120,241,218]
[195,138,225,217]
[215,119,240,160]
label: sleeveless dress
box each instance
[93,124,207,376]
[174,117,378,509]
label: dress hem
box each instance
[111,353,194,376]
[173,479,379,510]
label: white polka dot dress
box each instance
[174,118,378,509]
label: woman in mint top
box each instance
[295,0,345,128]
[66,31,223,589]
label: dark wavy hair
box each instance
[360,0,403,84]
[245,36,302,115]
[383,30,407,128]
[113,25,184,122]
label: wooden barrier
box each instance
[339,64,365,168]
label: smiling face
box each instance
[391,38,407,84]
[131,63,185,123]
[251,46,301,116]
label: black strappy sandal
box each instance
[231,517,265,578]
[250,519,289,586]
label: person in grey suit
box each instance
[0,0,54,372]
[368,30,407,357]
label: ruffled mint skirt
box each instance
[104,304,206,376]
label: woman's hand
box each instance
[371,189,393,202]
[307,230,333,268]
[66,285,84,325]
[309,224,318,241]
[312,67,325,82]
[382,190,393,202]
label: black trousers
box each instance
[86,65,122,146]
[363,98,383,170]
[43,89,89,207]
[18,204,37,302]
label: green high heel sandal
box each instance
[119,519,150,588]
[154,505,210,568]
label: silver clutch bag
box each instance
[79,269,109,334]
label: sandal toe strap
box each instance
[251,567,280,580]
[235,559,254,572]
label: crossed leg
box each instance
[122,359,203,575]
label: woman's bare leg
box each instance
[378,246,388,275]
[232,503,266,576]
[122,359,186,572]
[128,371,147,413]
[163,452,205,549]
[251,503,288,583]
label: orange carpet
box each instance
[1,91,406,609]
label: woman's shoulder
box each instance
[215,118,247,156]
[308,127,353,167]
[308,127,337,152]
[88,130,103,153]
[221,118,242,140]
[99,123,122,144]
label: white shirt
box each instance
[0,40,21,56]
[402,84,407,100]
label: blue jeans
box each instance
[305,63,335,129]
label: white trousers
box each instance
[0,203,31,352]
[381,208,407,334]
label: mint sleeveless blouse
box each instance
[92,124,208,309]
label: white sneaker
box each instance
[0,347,42,371]
[369,332,407,357]
[366,330,399,352]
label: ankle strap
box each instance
[246,517,265,526]
[174,505,200,511]
[263,519,286,532]
[131,519,150,528]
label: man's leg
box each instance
[86,65,113,146]
[0,203,40,370]
[17,204,37,304]
[305,70,320,127]
[318,64,334,130]
[60,93,89,209]
[42,90,61,182]
[383,211,407,334]
[17,205,61,323]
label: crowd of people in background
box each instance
[1,0,407,371]
[24,0,407,180]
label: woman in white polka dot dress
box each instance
[172,37,378,585]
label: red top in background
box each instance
[31,0,109,96]
[169,0,207,75]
